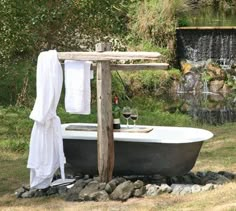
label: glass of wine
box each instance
[122,106,131,128]
[130,108,138,128]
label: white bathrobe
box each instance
[27,50,65,189]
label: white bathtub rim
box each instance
[61,123,214,144]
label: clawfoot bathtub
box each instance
[61,123,213,176]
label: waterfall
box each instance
[176,28,236,65]
[202,80,209,93]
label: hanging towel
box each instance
[64,60,91,114]
[27,50,65,189]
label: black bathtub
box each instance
[62,123,213,176]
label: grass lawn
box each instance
[0,106,236,210]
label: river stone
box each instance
[191,184,202,193]
[204,171,231,184]
[218,171,236,180]
[159,184,172,193]
[64,179,89,201]
[182,175,193,184]
[145,184,160,196]
[105,183,113,194]
[58,186,68,196]
[190,174,202,185]
[79,181,102,200]
[110,181,134,201]
[46,187,58,195]
[133,186,146,197]
[133,180,144,189]
[15,187,26,198]
[171,184,184,195]
[107,180,117,191]
[34,189,46,197]
[202,183,215,191]
[21,189,38,198]
[209,80,224,92]
[89,190,109,201]
[179,185,192,195]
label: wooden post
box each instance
[96,43,114,182]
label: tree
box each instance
[0,0,131,105]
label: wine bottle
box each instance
[112,95,121,129]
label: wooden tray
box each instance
[65,125,153,133]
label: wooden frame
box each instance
[57,43,168,182]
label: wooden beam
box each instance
[87,63,169,71]
[96,43,114,182]
[57,51,161,61]
[111,63,169,71]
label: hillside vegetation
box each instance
[0,0,235,105]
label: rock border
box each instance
[15,171,236,201]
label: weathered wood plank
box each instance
[82,63,169,71]
[57,51,161,61]
[111,63,169,71]
[96,44,114,182]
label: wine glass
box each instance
[122,106,131,128]
[130,108,138,128]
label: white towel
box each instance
[64,60,91,114]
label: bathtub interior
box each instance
[61,123,214,144]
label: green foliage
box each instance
[186,0,236,26]
[119,68,181,96]
[127,0,189,48]
[0,0,132,105]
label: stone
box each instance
[202,183,215,191]
[46,187,58,195]
[84,174,90,179]
[34,189,46,197]
[159,184,172,193]
[15,187,26,198]
[58,186,68,196]
[181,60,192,74]
[79,181,101,200]
[133,180,144,189]
[191,184,202,193]
[93,176,100,182]
[64,180,87,201]
[105,183,113,194]
[64,191,81,201]
[182,175,193,184]
[145,184,160,196]
[206,63,226,80]
[133,186,146,197]
[110,181,134,201]
[73,179,88,189]
[107,180,117,191]
[209,80,224,92]
[99,182,106,190]
[179,186,192,195]
[170,176,179,184]
[21,189,38,198]
[89,190,109,201]
[218,171,236,180]
[171,184,184,195]
[190,174,202,185]
[205,171,231,185]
